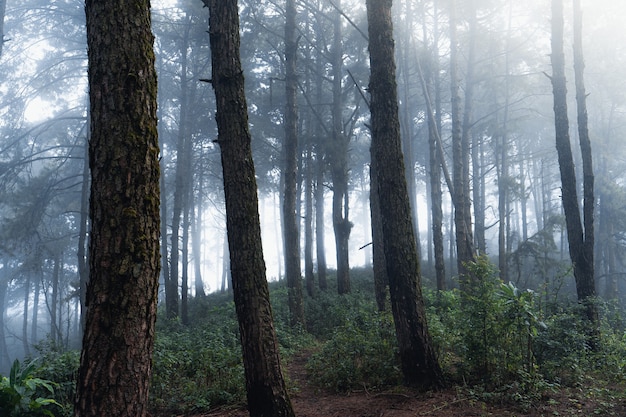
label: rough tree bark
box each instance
[366,0,444,390]
[75,0,160,415]
[206,0,297,415]
[77,139,89,332]
[369,155,388,311]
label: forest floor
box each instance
[188,350,626,417]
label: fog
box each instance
[0,0,625,373]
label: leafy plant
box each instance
[151,308,246,415]
[498,281,547,373]
[455,256,548,391]
[455,256,505,384]
[32,340,80,416]
[0,359,62,417]
[306,310,401,392]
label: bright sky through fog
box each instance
[24,96,57,123]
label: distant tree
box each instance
[414,0,447,291]
[303,145,315,297]
[74,0,160,415]
[205,0,296,415]
[417,2,446,290]
[329,0,352,295]
[549,0,598,329]
[449,0,475,278]
[572,0,595,312]
[366,0,444,390]
[0,0,5,59]
[283,0,305,327]
[169,15,193,323]
[0,266,8,371]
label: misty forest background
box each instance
[1,0,626,415]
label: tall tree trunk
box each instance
[0,269,9,371]
[50,254,62,344]
[220,231,230,293]
[460,0,476,257]
[449,0,475,278]
[181,186,190,325]
[273,191,283,280]
[497,129,509,282]
[472,134,486,253]
[169,18,194,320]
[572,0,597,324]
[420,0,446,290]
[597,161,617,298]
[31,276,39,344]
[314,45,328,290]
[207,0,296,415]
[283,0,305,326]
[550,0,598,328]
[22,274,31,356]
[192,185,206,298]
[304,146,315,297]
[366,0,444,390]
[399,0,420,258]
[302,27,315,298]
[520,160,529,243]
[315,155,328,290]
[420,50,446,290]
[75,0,160,414]
[78,139,89,333]
[0,0,6,59]
[330,0,352,295]
[497,0,513,282]
[159,159,170,302]
[369,156,388,311]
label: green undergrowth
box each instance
[0,357,65,417]
[13,264,626,416]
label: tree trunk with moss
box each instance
[207,0,296,415]
[75,1,160,416]
[366,0,444,390]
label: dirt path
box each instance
[192,351,626,417]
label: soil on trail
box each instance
[193,351,626,417]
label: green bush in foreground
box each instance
[0,359,63,417]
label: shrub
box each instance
[454,257,547,390]
[306,310,401,392]
[32,341,80,417]
[0,359,63,417]
[151,307,246,415]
